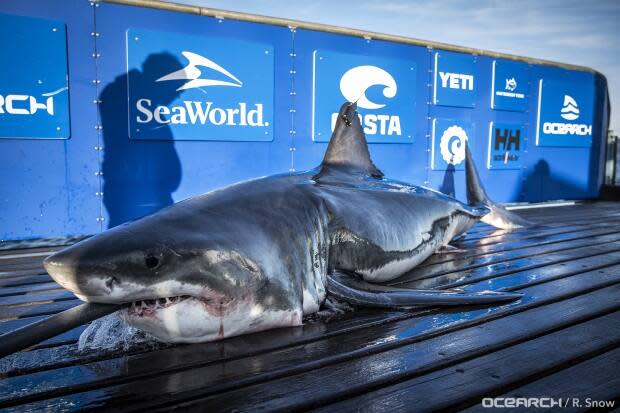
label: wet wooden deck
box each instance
[0,202,619,412]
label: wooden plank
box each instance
[3,265,620,411]
[0,289,73,306]
[0,275,52,289]
[0,247,60,258]
[0,300,80,320]
[455,222,619,248]
[388,238,620,288]
[420,225,620,268]
[0,282,62,298]
[459,348,620,412]
[0,269,50,279]
[315,313,620,413]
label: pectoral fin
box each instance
[326,271,523,308]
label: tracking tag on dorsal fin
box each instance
[317,102,383,178]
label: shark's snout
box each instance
[44,248,115,301]
[44,250,80,290]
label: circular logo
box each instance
[339,65,397,110]
[439,125,468,165]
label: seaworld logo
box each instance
[136,100,266,126]
[331,65,401,136]
[135,51,267,127]
[156,51,243,91]
[542,94,591,136]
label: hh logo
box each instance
[494,128,520,151]
[312,50,416,143]
[488,123,524,170]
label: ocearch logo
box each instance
[332,65,401,136]
[0,87,66,116]
[560,95,579,120]
[541,94,591,136]
[135,51,267,127]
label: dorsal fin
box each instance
[318,102,383,178]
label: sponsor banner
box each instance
[487,122,524,170]
[312,50,416,143]
[491,60,529,112]
[432,118,474,170]
[0,13,70,139]
[536,77,594,147]
[433,51,476,108]
[127,28,274,141]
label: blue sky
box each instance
[175,0,619,133]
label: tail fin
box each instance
[465,145,532,229]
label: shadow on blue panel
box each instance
[101,53,183,228]
[439,164,456,198]
[518,160,585,203]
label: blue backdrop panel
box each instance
[312,49,416,144]
[127,28,274,142]
[433,51,476,108]
[491,59,529,112]
[524,65,600,202]
[0,0,611,241]
[428,53,487,201]
[95,2,293,227]
[0,13,70,139]
[294,30,431,185]
[0,0,100,241]
[535,75,595,148]
[431,118,475,172]
[488,122,525,170]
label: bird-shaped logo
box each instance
[156,51,242,91]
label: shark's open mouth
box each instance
[127,295,194,317]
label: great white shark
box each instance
[44,102,528,344]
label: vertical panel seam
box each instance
[90,0,104,231]
[288,25,297,173]
[425,46,434,186]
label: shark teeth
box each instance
[128,295,193,316]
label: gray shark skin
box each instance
[44,102,523,344]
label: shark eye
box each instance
[145,255,160,269]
